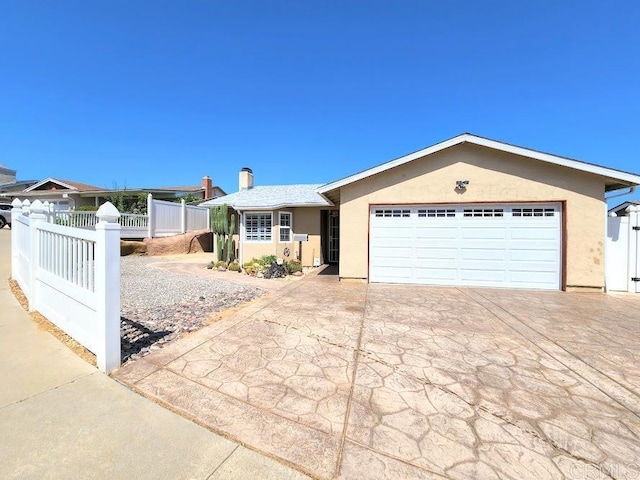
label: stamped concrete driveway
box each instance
[114,270,640,480]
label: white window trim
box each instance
[278,211,292,243]
[244,211,273,243]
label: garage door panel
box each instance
[371,249,414,263]
[509,249,558,262]
[372,227,412,238]
[370,267,414,283]
[415,247,458,260]
[510,226,558,240]
[370,204,561,290]
[461,227,507,240]
[415,267,458,281]
[510,270,559,286]
[460,249,507,261]
[415,227,458,239]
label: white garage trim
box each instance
[369,203,562,290]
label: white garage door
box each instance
[369,204,561,290]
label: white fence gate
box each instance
[11,199,122,372]
[606,205,639,293]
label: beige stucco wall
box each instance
[338,143,607,290]
[241,207,323,267]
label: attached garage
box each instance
[318,133,640,292]
[369,203,561,289]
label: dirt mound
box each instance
[121,230,213,256]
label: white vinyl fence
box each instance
[51,194,209,239]
[11,199,122,372]
[606,205,639,293]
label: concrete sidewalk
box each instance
[0,229,307,480]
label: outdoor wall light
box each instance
[455,180,470,190]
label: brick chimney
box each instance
[202,175,212,199]
[239,167,253,190]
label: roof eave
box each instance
[233,201,333,211]
[317,133,640,193]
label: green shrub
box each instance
[286,260,302,274]
[228,262,241,272]
[214,260,228,269]
[259,254,277,267]
[76,205,98,211]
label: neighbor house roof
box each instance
[0,179,39,192]
[24,178,102,193]
[200,184,333,210]
[608,201,640,216]
[318,133,640,194]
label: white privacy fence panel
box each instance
[186,204,209,231]
[11,199,122,372]
[606,205,639,293]
[150,198,183,236]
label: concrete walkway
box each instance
[0,229,307,480]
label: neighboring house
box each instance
[209,133,640,292]
[608,201,639,217]
[7,175,225,210]
[201,168,334,267]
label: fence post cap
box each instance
[11,198,22,208]
[608,212,617,217]
[22,199,31,207]
[626,205,640,213]
[30,199,46,213]
[96,202,121,223]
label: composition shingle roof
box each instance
[200,184,332,210]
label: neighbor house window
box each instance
[245,213,272,241]
[279,212,292,242]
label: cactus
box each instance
[210,205,236,262]
[226,213,236,263]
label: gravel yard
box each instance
[120,256,265,362]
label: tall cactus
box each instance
[210,205,236,262]
[226,213,236,263]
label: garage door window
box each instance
[513,207,555,217]
[463,208,504,217]
[374,209,410,218]
[418,208,456,218]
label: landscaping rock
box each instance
[143,229,213,256]
[120,256,265,362]
[121,241,147,256]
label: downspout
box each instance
[603,186,637,292]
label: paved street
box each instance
[115,262,640,479]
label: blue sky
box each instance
[1,1,639,202]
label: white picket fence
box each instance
[11,199,122,372]
[51,194,209,239]
[606,205,639,293]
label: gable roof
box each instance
[318,133,640,194]
[24,177,102,193]
[200,184,333,210]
